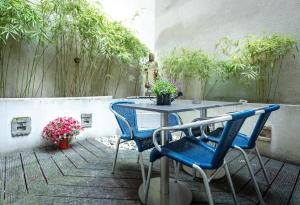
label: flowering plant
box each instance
[42,117,83,145]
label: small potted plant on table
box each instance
[42,117,83,150]
[152,80,177,105]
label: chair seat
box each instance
[120,128,156,140]
[206,127,252,149]
[121,128,172,152]
[157,137,222,169]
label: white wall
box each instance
[0,97,118,153]
[96,0,155,51]
[1,97,300,165]
[155,0,300,103]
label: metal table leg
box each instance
[138,112,192,205]
[200,108,207,119]
[160,113,169,199]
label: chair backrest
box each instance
[168,113,189,136]
[110,100,138,136]
[169,113,182,126]
[247,104,280,148]
[211,109,255,167]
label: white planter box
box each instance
[0,96,118,153]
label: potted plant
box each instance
[152,80,177,105]
[42,117,83,149]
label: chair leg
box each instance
[139,152,147,187]
[111,137,121,174]
[255,146,271,186]
[234,147,265,205]
[176,162,181,181]
[224,161,239,205]
[144,162,153,204]
[192,168,197,180]
[193,165,214,205]
[137,153,140,164]
[173,160,179,182]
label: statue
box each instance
[144,53,159,96]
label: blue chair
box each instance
[201,104,280,205]
[109,100,182,186]
[145,109,255,205]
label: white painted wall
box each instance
[0,96,118,153]
[95,0,155,51]
[155,0,300,103]
[1,97,300,165]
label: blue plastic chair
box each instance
[145,109,255,205]
[109,100,182,186]
[201,104,280,205]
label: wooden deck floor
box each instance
[0,138,300,205]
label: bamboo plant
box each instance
[216,34,298,102]
[0,0,149,98]
[161,48,257,100]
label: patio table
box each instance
[118,100,242,205]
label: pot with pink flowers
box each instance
[42,117,83,150]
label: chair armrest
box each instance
[153,114,233,152]
[189,116,224,137]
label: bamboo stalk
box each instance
[113,66,127,97]
[3,45,12,97]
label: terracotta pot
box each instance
[58,138,70,150]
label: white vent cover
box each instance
[11,117,31,137]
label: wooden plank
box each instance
[1,142,300,205]
[185,152,257,194]
[49,145,144,179]
[15,195,142,205]
[34,148,64,181]
[4,153,27,204]
[29,184,140,200]
[0,155,5,202]
[20,151,47,193]
[77,140,106,157]
[263,163,299,205]
[228,153,256,176]
[87,138,114,154]
[61,146,89,168]
[176,150,240,184]
[76,140,150,172]
[49,176,142,189]
[239,158,284,202]
[289,168,300,205]
[188,151,256,204]
[71,143,99,163]
[225,149,242,162]
[191,190,255,205]
[232,155,269,192]
[35,146,146,187]
[42,142,145,178]
[77,150,147,172]
[47,147,99,177]
[87,138,142,159]
[77,140,142,160]
[66,142,145,170]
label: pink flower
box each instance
[42,117,84,145]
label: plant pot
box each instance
[58,138,70,150]
[157,93,171,105]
